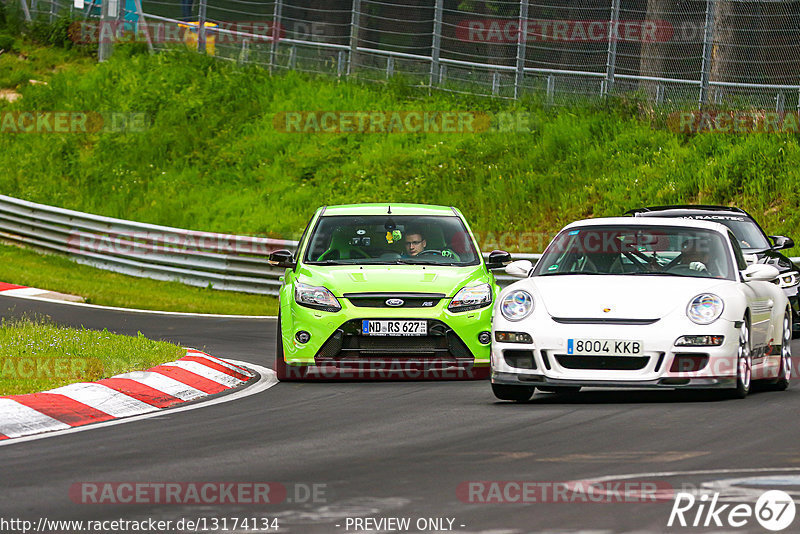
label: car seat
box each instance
[317,227,371,261]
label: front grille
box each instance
[344,293,445,308]
[669,353,709,372]
[315,319,474,364]
[555,355,649,370]
[552,317,660,325]
[503,349,536,369]
[354,336,444,353]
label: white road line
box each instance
[46,383,159,418]
[0,287,48,297]
[0,291,276,318]
[161,361,245,387]
[0,361,277,447]
[0,398,71,438]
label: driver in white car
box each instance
[679,238,715,273]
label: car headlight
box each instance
[500,290,534,321]
[686,293,724,325]
[449,283,492,313]
[295,282,341,312]
[778,272,800,288]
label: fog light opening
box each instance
[478,331,492,345]
[295,331,311,344]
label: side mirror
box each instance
[486,250,512,270]
[269,249,296,269]
[742,263,780,282]
[770,235,795,250]
[505,260,533,278]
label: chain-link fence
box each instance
[13,0,800,109]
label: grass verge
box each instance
[0,242,278,315]
[0,316,185,395]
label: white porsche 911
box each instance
[491,217,793,401]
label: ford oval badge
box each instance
[386,298,404,307]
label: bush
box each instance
[0,32,15,52]
[28,15,75,49]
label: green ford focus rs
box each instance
[269,204,510,380]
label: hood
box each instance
[529,275,731,319]
[296,264,488,297]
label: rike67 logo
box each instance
[668,490,796,531]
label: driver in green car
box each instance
[404,228,427,257]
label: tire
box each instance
[731,317,752,399]
[492,383,535,402]
[275,312,289,381]
[537,386,582,394]
[772,311,792,391]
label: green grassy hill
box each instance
[1,38,799,254]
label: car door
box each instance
[730,232,772,356]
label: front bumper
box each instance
[491,316,743,390]
[280,296,492,378]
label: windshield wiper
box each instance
[627,271,694,277]
[538,272,611,276]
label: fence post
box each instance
[19,0,32,22]
[386,56,394,79]
[491,71,500,96]
[289,44,296,69]
[699,0,716,108]
[337,50,346,77]
[49,0,56,23]
[98,0,117,61]
[270,0,283,73]
[197,0,208,54]
[240,38,250,64]
[430,0,444,86]
[776,92,785,114]
[133,0,154,53]
[348,0,361,76]
[514,0,529,99]
[604,0,621,96]
[546,75,554,105]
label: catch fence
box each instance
[12,0,800,109]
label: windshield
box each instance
[674,215,771,251]
[303,215,480,266]
[533,225,736,280]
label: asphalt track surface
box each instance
[2,295,800,533]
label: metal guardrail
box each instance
[0,195,298,295]
[0,194,539,295]
[9,194,796,296]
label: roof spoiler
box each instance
[625,205,747,216]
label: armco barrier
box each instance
[0,195,537,295]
